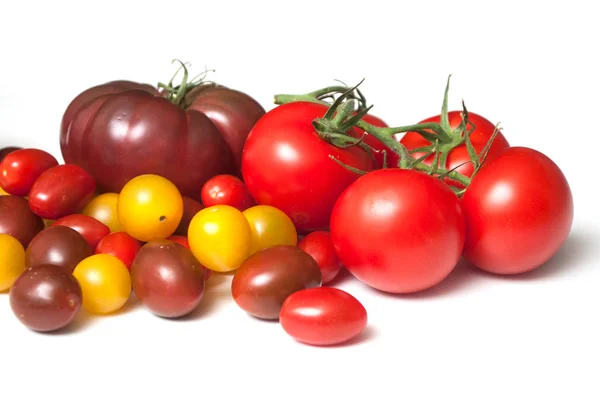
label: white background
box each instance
[1,1,598,397]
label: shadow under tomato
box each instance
[45,310,99,335]
[173,274,233,321]
[325,267,355,286]
[292,324,378,349]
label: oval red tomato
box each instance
[201,174,254,211]
[298,231,342,284]
[0,148,59,196]
[95,232,142,271]
[53,214,111,251]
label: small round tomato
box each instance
[53,214,111,251]
[201,174,255,211]
[83,193,123,232]
[188,205,252,272]
[26,225,91,273]
[95,232,142,271]
[243,205,297,255]
[0,196,45,248]
[0,234,26,292]
[73,254,131,314]
[0,148,59,196]
[117,174,184,242]
[298,231,342,284]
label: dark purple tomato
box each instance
[10,264,83,332]
[0,146,21,162]
[25,226,91,273]
[174,196,204,236]
[0,196,45,248]
[231,245,322,320]
[131,240,205,318]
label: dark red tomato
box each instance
[0,196,44,248]
[242,101,375,233]
[201,174,255,211]
[462,147,573,275]
[297,231,342,284]
[53,214,110,251]
[26,226,91,273]
[28,164,96,220]
[330,168,465,294]
[280,287,367,346]
[174,196,204,236]
[95,232,142,271]
[349,113,400,169]
[0,147,22,162]
[400,111,510,188]
[166,235,212,280]
[0,149,59,196]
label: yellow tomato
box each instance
[73,254,131,314]
[0,186,8,196]
[243,205,297,254]
[117,175,183,242]
[0,234,25,292]
[188,205,252,272]
[83,193,123,232]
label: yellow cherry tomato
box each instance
[243,205,297,254]
[73,254,131,314]
[0,234,25,292]
[117,175,183,242]
[188,205,252,272]
[83,193,123,232]
[0,186,9,196]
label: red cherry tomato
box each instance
[298,231,342,284]
[0,148,59,196]
[166,235,212,280]
[462,147,573,274]
[201,174,255,211]
[280,287,368,346]
[95,232,142,271]
[54,214,111,251]
[0,147,21,162]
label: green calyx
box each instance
[158,59,215,107]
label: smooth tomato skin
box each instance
[95,232,142,271]
[0,234,26,292]
[297,231,342,284]
[280,287,367,346]
[53,214,111,252]
[462,147,574,274]
[201,174,254,211]
[83,193,123,233]
[0,196,45,248]
[242,205,298,255]
[330,168,465,293]
[174,196,204,236]
[28,164,96,220]
[0,149,59,196]
[242,101,374,233]
[166,235,212,280]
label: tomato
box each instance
[174,196,204,236]
[166,235,212,280]
[28,164,96,220]
[201,174,254,211]
[0,234,26,292]
[95,232,142,271]
[53,214,111,251]
[280,287,367,346]
[188,205,252,272]
[0,146,21,162]
[26,226,91,273]
[242,205,297,255]
[73,254,131,314]
[83,193,123,232]
[241,101,375,233]
[330,168,465,293]
[0,196,45,248]
[462,147,573,274]
[297,231,342,284]
[400,111,510,188]
[0,186,8,195]
[117,174,183,242]
[0,148,59,196]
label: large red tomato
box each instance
[241,101,375,233]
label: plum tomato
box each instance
[330,168,466,294]
[25,225,91,273]
[0,195,45,248]
[0,234,26,292]
[231,245,322,320]
[0,148,59,196]
[461,147,574,274]
[242,205,297,255]
[174,196,204,236]
[10,264,82,332]
[53,214,111,252]
[83,193,123,233]
[201,174,254,211]
[117,174,183,242]
[188,205,252,273]
[95,232,142,271]
[73,254,131,314]
[280,287,368,346]
[297,231,342,284]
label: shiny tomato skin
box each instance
[280,287,367,346]
[242,101,375,233]
[166,235,212,280]
[174,196,204,236]
[82,193,123,233]
[54,214,111,252]
[462,147,573,274]
[95,232,142,271]
[201,174,255,211]
[330,168,465,293]
[0,149,59,196]
[297,231,342,284]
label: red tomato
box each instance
[166,235,212,280]
[0,147,21,162]
[279,287,368,346]
[95,232,142,271]
[201,174,255,211]
[330,168,465,293]
[349,113,400,169]
[400,111,510,187]
[28,164,96,220]
[54,214,111,251]
[242,101,375,233]
[298,231,342,284]
[0,149,59,196]
[462,147,573,274]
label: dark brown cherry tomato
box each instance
[95,232,142,271]
[54,214,110,251]
[297,231,342,284]
[0,148,59,196]
[28,164,96,220]
[10,264,83,332]
[131,240,205,318]
[201,174,255,211]
[174,196,204,236]
[0,146,21,162]
[26,226,91,273]
[0,196,44,248]
[279,287,368,346]
[231,245,322,320]
[166,235,212,280]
